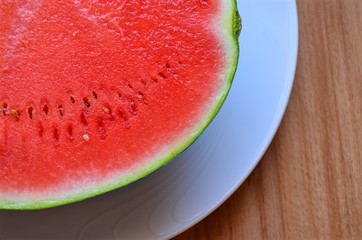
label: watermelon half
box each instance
[0,0,241,210]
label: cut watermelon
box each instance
[0,0,241,210]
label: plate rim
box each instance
[167,1,299,238]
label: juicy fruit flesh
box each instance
[0,1,226,198]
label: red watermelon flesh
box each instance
[0,0,240,209]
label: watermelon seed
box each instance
[11,109,19,117]
[103,107,110,114]
[83,97,91,108]
[53,127,60,141]
[130,101,137,112]
[151,76,158,82]
[80,112,88,126]
[83,134,90,142]
[117,92,122,98]
[128,83,134,89]
[158,72,167,79]
[2,102,8,116]
[43,104,49,115]
[67,124,74,139]
[70,96,76,104]
[58,105,64,117]
[10,109,20,121]
[136,92,144,99]
[28,107,35,119]
[103,103,112,115]
[38,123,44,137]
[2,103,8,116]
[92,91,98,99]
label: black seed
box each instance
[58,105,64,116]
[43,104,49,115]
[92,91,98,99]
[28,107,34,119]
[83,97,91,108]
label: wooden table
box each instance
[175,0,362,239]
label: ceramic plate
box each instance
[0,0,298,239]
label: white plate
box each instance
[0,0,298,239]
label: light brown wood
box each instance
[174,0,362,239]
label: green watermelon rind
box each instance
[0,0,241,210]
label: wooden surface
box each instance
[174,0,362,239]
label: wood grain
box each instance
[174,0,362,239]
